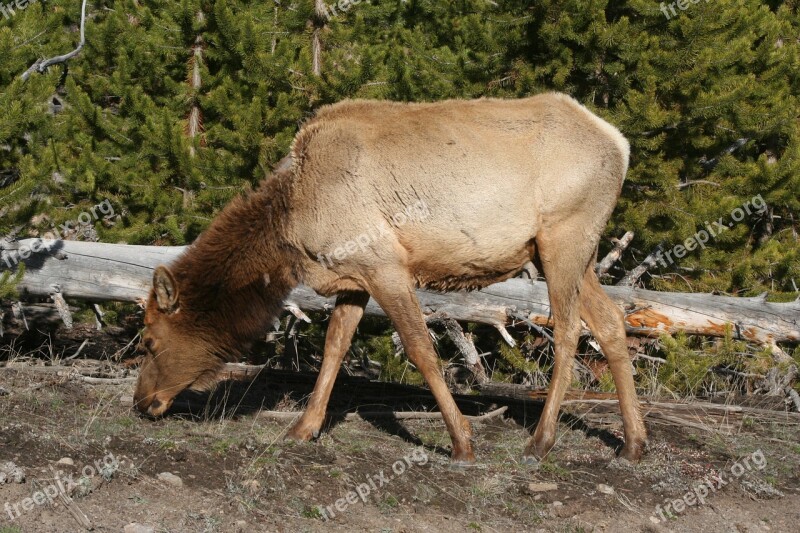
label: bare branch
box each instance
[618,247,663,287]
[20,0,88,82]
[596,231,634,277]
[699,137,749,171]
[427,314,488,383]
[676,180,720,190]
[785,385,800,413]
[50,288,73,329]
[258,406,508,422]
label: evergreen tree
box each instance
[0,0,797,298]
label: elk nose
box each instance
[146,397,173,417]
[133,397,162,417]
[133,393,151,414]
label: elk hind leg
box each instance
[579,268,647,461]
[523,232,588,461]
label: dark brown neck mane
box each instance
[169,169,302,358]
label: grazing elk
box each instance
[134,93,647,463]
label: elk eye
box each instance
[144,338,155,352]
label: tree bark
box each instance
[5,239,800,346]
[311,0,327,76]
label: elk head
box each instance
[133,266,225,417]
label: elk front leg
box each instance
[367,274,475,463]
[286,291,369,441]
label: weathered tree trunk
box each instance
[4,240,800,348]
[186,10,205,160]
[311,0,327,76]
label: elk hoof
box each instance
[520,454,541,468]
[284,424,320,442]
[450,447,476,465]
[619,439,646,462]
[448,460,475,471]
[524,434,554,461]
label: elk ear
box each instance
[153,266,179,314]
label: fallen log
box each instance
[4,240,799,349]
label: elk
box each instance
[134,93,647,464]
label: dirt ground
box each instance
[1,327,799,532]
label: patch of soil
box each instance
[1,360,799,532]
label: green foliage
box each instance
[597,370,617,393]
[657,333,721,396]
[655,329,775,396]
[302,506,323,520]
[485,333,557,386]
[0,263,23,298]
[497,342,542,377]
[363,334,423,386]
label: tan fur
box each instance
[134,93,647,463]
